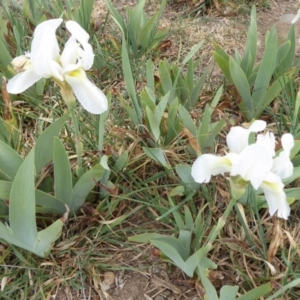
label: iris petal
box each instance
[260,173,290,219]
[256,132,276,157]
[61,37,79,68]
[272,133,294,179]
[292,9,300,24]
[226,120,266,154]
[65,69,108,114]
[66,21,94,70]
[31,18,63,80]
[191,154,233,183]
[281,133,294,152]
[7,68,42,94]
[231,144,272,189]
[248,120,266,132]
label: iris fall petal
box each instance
[6,68,42,94]
[191,154,233,183]
[260,173,290,219]
[65,69,108,114]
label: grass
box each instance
[1,0,300,299]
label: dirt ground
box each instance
[82,1,300,299]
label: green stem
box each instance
[61,84,84,177]
[98,112,105,154]
[70,108,84,177]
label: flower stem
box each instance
[70,108,84,177]
[61,84,84,177]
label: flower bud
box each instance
[11,54,31,73]
[60,83,76,110]
[229,176,247,200]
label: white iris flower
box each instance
[7,18,108,114]
[292,9,300,24]
[191,120,294,219]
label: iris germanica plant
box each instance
[191,121,294,219]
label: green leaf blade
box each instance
[34,218,64,257]
[53,137,72,206]
[35,113,69,175]
[252,28,277,105]
[10,150,37,246]
[71,164,105,213]
[229,57,254,119]
[0,140,23,181]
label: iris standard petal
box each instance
[31,18,63,80]
[272,133,294,179]
[61,37,79,68]
[272,153,293,179]
[65,69,108,114]
[248,120,266,132]
[260,173,290,219]
[231,144,273,189]
[7,68,42,94]
[281,133,294,152]
[226,120,266,154]
[226,127,250,154]
[256,132,276,157]
[34,18,63,36]
[191,154,233,183]
[292,9,300,24]
[66,21,89,43]
[66,21,94,70]
[77,43,94,70]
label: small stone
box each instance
[101,271,115,291]
[104,271,115,284]
[154,296,164,300]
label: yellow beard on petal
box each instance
[69,69,83,78]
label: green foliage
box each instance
[175,164,200,192]
[120,39,208,150]
[106,0,169,57]
[197,266,272,300]
[0,150,66,258]
[120,34,143,125]
[142,91,183,147]
[0,115,105,256]
[0,115,105,215]
[213,6,296,120]
[0,9,18,78]
[179,86,226,154]
[2,0,94,30]
[130,199,272,299]
[141,86,224,165]
[129,203,216,277]
[273,79,300,139]
[143,147,170,168]
[155,55,210,110]
[0,113,20,151]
